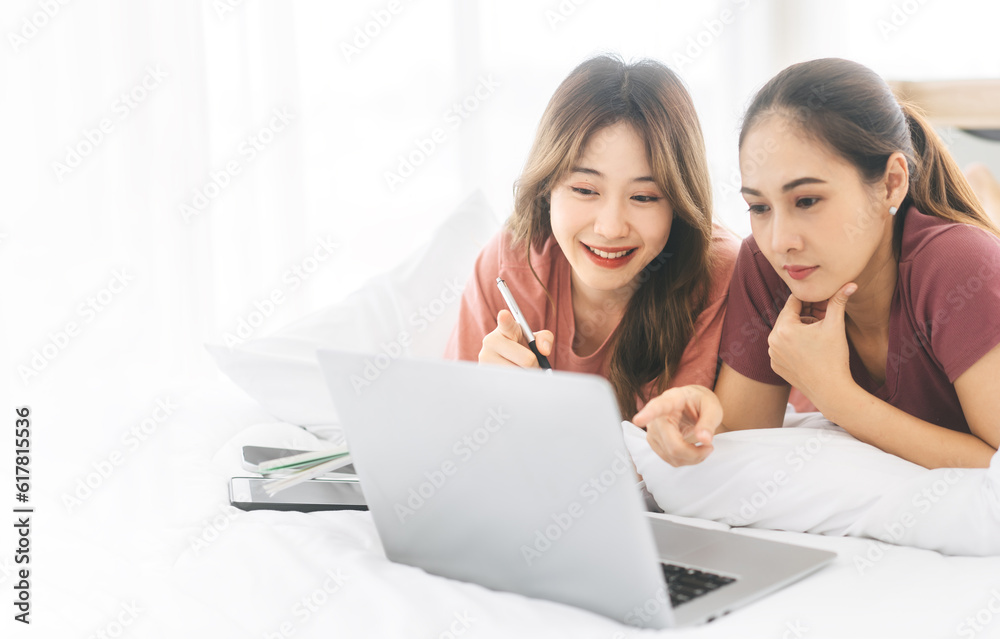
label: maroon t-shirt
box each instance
[720,206,1000,434]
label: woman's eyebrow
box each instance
[569,167,656,183]
[741,177,827,196]
[781,177,827,192]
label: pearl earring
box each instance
[889,206,898,216]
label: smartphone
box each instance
[241,445,357,478]
[229,476,368,512]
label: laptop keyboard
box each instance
[661,563,736,607]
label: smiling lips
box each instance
[783,265,818,280]
[581,242,638,268]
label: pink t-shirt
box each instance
[444,224,740,409]
[720,206,1000,434]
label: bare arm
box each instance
[815,345,999,469]
[713,363,790,434]
[955,342,1000,453]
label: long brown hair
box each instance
[739,57,1000,250]
[508,54,717,417]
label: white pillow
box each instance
[624,410,1000,556]
[207,190,500,430]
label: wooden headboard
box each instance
[889,79,1000,129]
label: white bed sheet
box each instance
[36,380,1000,638]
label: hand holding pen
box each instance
[477,277,554,370]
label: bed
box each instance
[37,191,1000,639]
[39,377,1000,639]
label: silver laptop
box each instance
[317,350,835,629]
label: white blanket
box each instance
[624,411,1000,557]
[39,383,1000,638]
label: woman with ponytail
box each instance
[445,54,739,419]
[637,58,1000,469]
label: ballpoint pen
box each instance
[496,277,552,370]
